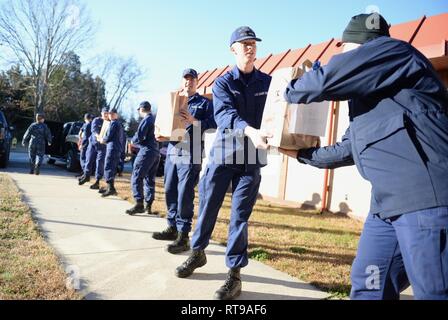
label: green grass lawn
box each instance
[0,174,81,300]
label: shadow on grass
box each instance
[214,200,356,223]
[248,243,355,266]
[215,217,361,237]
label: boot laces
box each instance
[223,271,240,290]
[163,226,175,234]
[184,251,202,267]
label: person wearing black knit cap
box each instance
[280,13,448,300]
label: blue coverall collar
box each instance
[187,92,200,103]
[230,65,261,85]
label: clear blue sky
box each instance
[2,0,448,118]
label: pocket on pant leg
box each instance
[417,207,448,229]
[396,211,448,298]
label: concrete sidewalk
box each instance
[4,151,329,300]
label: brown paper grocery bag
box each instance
[260,61,321,151]
[97,120,110,143]
[155,91,188,142]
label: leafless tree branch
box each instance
[0,0,94,114]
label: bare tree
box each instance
[0,0,94,115]
[94,53,144,113]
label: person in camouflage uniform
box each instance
[22,113,52,175]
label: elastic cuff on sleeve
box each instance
[235,120,249,131]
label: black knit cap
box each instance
[138,101,151,111]
[337,13,390,47]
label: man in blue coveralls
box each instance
[126,101,160,215]
[153,69,216,254]
[101,108,124,197]
[280,13,448,300]
[78,113,94,174]
[79,107,109,189]
[22,113,52,175]
[175,27,272,300]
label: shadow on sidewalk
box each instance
[188,272,315,291]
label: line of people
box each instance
[78,108,126,198]
[115,17,448,300]
[22,13,448,300]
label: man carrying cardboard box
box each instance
[280,13,448,300]
[153,69,216,254]
[79,107,109,188]
[175,27,272,300]
[100,108,124,197]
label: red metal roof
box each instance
[201,66,229,88]
[275,45,311,69]
[259,50,291,75]
[319,40,343,65]
[197,68,217,88]
[390,16,426,43]
[254,54,273,70]
[413,13,448,47]
[294,39,334,67]
[198,13,448,90]
[412,13,448,58]
[197,72,207,83]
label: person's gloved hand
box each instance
[312,60,321,71]
[244,126,272,150]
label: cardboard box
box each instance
[155,91,188,142]
[260,62,325,150]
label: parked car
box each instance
[128,140,167,177]
[0,110,15,168]
[46,121,83,172]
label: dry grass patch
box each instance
[0,174,81,300]
[110,172,363,298]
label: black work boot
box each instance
[34,165,40,175]
[175,250,207,278]
[152,226,178,241]
[126,202,145,215]
[101,182,117,197]
[214,268,242,300]
[90,180,100,190]
[145,203,158,215]
[78,175,90,185]
[29,166,34,175]
[167,232,190,254]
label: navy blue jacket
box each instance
[90,117,104,145]
[132,113,159,152]
[284,36,448,218]
[210,66,271,171]
[22,123,52,148]
[104,119,124,153]
[168,93,215,163]
[80,122,92,148]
